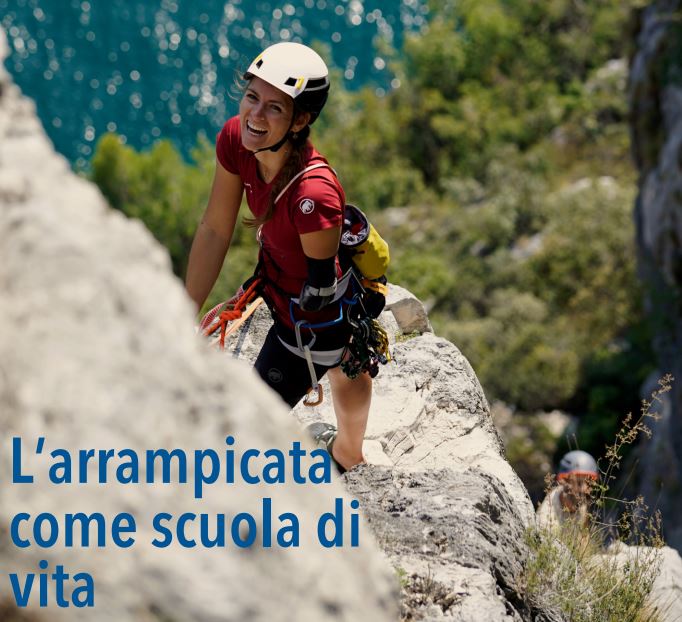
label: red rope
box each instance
[201,279,262,348]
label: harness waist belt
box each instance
[277,336,345,366]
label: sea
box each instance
[1,0,428,167]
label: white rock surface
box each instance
[385,283,433,334]
[223,306,534,529]
[290,332,534,526]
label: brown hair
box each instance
[242,121,311,228]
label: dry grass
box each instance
[520,375,674,622]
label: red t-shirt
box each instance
[216,115,347,329]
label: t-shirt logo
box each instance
[299,198,315,214]
[267,368,283,383]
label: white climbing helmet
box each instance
[244,42,330,123]
[557,450,599,480]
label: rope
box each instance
[201,279,263,349]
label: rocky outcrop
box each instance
[0,28,398,621]
[223,277,538,622]
[629,0,682,551]
[216,281,536,620]
[345,469,533,621]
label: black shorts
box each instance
[254,321,351,408]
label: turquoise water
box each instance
[1,0,427,166]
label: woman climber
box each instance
[185,42,371,473]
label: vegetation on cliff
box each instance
[522,377,671,621]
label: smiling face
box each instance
[239,76,308,152]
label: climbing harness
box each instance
[201,165,392,407]
[288,281,352,408]
[291,271,392,405]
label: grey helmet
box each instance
[557,450,599,480]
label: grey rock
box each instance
[600,543,682,622]
[385,283,433,334]
[344,467,531,621]
[629,0,682,551]
[223,312,535,531]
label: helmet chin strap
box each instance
[252,133,290,154]
[252,116,295,154]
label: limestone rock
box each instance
[649,546,682,621]
[345,467,532,621]
[385,283,433,335]
[225,309,534,531]
[288,332,534,527]
[223,292,537,620]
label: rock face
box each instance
[345,468,534,621]
[224,288,537,621]
[629,0,682,551]
[228,301,534,525]
[0,27,398,622]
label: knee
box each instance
[355,371,372,393]
[329,366,372,397]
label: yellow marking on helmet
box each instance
[295,77,305,90]
[253,53,264,64]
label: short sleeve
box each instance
[290,173,344,235]
[216,116,241,174]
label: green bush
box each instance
[90,133,214,278]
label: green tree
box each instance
[91,134,214,278]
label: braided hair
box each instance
[242,111,311,228]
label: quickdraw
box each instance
[295,320,324,407]
[341,316,391,380]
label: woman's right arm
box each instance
[185,159,244,311]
